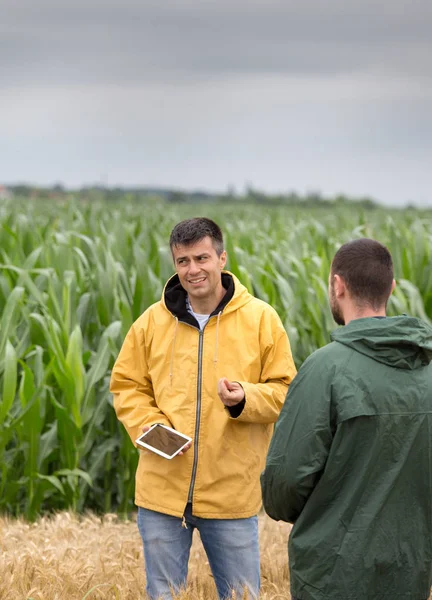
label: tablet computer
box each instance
[135,424,192,459]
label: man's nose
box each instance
[188,261,201,274]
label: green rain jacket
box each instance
[261,316,432,600]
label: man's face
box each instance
[172,236,227,308]
[329,273,345,326]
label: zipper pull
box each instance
[182,515,188,529]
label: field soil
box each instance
[0,511,292,599]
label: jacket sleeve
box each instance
[110,321,171,446]
[229,306,297,424]
[260,351,334,523]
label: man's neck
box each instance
[344,307,387,325]
[188,287,226,315]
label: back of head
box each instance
[331,238,394,310]
[169,217,224,256]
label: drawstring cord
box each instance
[213,311,222,367]
[169,316,179,386]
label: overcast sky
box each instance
[1,0,432,206]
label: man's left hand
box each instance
[217,378,245,407]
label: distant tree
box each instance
[10,184,32,197]
[167,191,188,203]
[53,183,65,194]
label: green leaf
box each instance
[36,474,65,495]
[0,286,25,358]
[55,468,93,488]
[0,340,18,422]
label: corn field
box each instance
[1,197,432,519]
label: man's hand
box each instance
[217,378,245,407]
[141,425,192,456]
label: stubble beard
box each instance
[330,286,345,326]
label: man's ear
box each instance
[390,279,396,294]
[220,250,227,270]
[333,274,346,298]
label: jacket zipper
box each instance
[187,328,204,504]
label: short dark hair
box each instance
[331,238,394,309]
[169,217,224,256]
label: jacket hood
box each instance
[331,315,432,370]
[162,271,252,326]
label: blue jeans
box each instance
[137,504,260,600]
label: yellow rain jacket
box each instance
[110,271,296,518]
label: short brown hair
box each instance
[331,238,394,309]
[169,218,224,256]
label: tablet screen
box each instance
[138,425,189,456]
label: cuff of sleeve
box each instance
[226,399,246,419]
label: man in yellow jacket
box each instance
[110,217,296,600]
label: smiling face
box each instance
[172,236,227,314]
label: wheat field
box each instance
[2,511,432,600]
[0,511,292,600]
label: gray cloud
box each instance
[2,0,432,86]
[1,0,431,205]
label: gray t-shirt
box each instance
[186,296,210,331]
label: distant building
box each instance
[0,185,11,200]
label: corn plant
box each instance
[0,197,431,517]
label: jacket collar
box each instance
[163,272,235,326]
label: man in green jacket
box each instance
[261,238,432,600]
